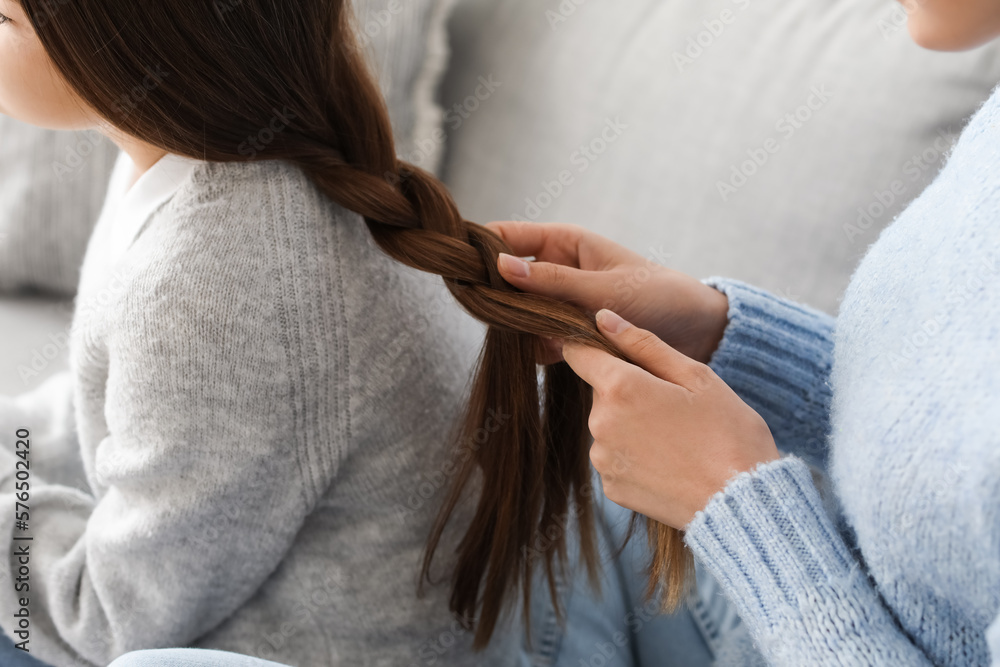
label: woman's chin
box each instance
[0,105,93,131]
[907,16,1000,51]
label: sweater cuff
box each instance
[684,457,855,627]
[701,278,835,467]
[684,456,930,665]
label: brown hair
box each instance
[20,0,689,647]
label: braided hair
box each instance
[22,0,690,647]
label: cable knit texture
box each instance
[0,158,518,667]
[685,84,1000,666]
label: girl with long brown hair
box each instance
[0,0,691,665]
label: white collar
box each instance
[103,151,202,263]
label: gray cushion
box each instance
[358,0,458,174]
[439,0,1000,313]
[0,122,118,297]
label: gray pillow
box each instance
[0,0,458,298]
[0,121,118,297]
[439,0,1000,313]
[357,0,458,174]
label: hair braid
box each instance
[294,135,693,645]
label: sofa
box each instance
[3,0,1000,398]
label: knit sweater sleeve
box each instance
[0,189,344,665]
[702,277,835,470]
[685,456,936,666]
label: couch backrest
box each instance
[438,0,1000,313]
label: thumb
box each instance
[595,309,696,385]
[497,252,606,308]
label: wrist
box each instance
[692,286,729,364]
[684,450,783,529]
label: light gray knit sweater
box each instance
[0,158,519,666]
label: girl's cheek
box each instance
[0,35,93,129]
[0,48,19,115]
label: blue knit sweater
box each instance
[685,84,1000,666]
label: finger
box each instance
[561,341,631,389]
[485,220,587,266]
[594,309,697,386]
[497,253,610,309]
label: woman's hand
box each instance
[566,308,780,529]
[486,220,729,365]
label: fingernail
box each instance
[596,309,632,335]
[498,253,530,278]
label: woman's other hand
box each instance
[564,308,780,529]
[486,221,729,366]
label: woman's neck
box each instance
[101,127,169,188]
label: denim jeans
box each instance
[75,477,764,667]
[520,473,760,667]
[0,627,57,667]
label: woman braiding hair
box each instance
[15,0,688,652]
